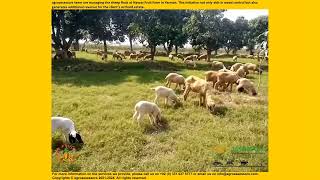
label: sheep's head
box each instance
[69,132,84,144]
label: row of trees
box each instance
[52,10,268,60]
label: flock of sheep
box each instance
[52,50,264,145]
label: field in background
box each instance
[52,51,268,172]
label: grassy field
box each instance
[52,51,268,172]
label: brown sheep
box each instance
[129,53,137,60]
[165,73,185,91]
[183,76,211,106]
[136,53,145,60]
[245,63,263,74]
[214,72,240,92]
[236,78,257,96]
[177,54,184,60]
[112,53,123,61]
[212,61,226,70]
[236,66,246,78]
[204,71,219,88]
[143,54,153,60]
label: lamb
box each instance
[132,101,161,126]
[165,73,185,90]
[176,54,184,60]
[183,76,211,106]
[244,63,263,74]
[168,54,174,60]
[214,71,240,92]
[236,78,257,96]
[52,117,83,144]
[233,55,238,62]
[184,60,197,68]
[151,86,181,106]
[211,61,226,70]
[197,54,208,61]
[204,71,218,87]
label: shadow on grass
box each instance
[143,116,170,134]
[212,105,228,117]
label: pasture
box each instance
[52,51,268,172]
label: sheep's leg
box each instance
[183,86,191,101]
[174,83,178,90]
[148,114,155,126]
[133,111,138,120]
[165,80,169,87]
[214,82,220,91]
[164,98,168,106]
[154,95,159,104]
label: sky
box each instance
[223,9,268,21]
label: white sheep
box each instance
[132,101,161,126]
[151,86,181,106]
[230,63,243,72]
[184,60,197,68]
[165,73,185,90]
[52,117,83,144]
[233,55,238,62]
[168,54,174,60]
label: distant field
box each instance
[52,51,268,172]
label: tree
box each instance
[230,16,249,54]
[183,10,225,61]
[245,15,268,55]
[220,18,234,54]
[52,10,86,58]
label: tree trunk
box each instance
[224,47,230,54]
[175,45,178,55]
[249,49,254,55]
[129,35,133,52]
[103,39,108,59]
[207,49,212,62]
[150,45,156,61]
[73,39,80,51]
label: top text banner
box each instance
[52,0,268,10]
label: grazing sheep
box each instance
[151,86,181,106]
[52,117,83,144]
[206,89,216,113]
[143,54,153,60]
[236,65,246,78]
[212,61,226,70]
[198,54,208,61]
[204,71,218,87]
[184,55,196,61]
[184,60,197,68]
[214,72,240,92]
[129,53,138,60]
[112,52,123,61]
[245,63,263,74]
[218,68,233,72]
[183,76,211,106]
[136,53,145,60]
[124,50,131,56]
[117,52,126,59]
[230,63,243,72]
[236,78,257,96]
[177,54,184,60]
[168,54,174,60]
[233,55,238,62]
[132,101,161,126]
[165,73,185,90]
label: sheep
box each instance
[67,51,76,59]
[218,68,233,72]
[204,71,218,88]
[132,101,161,126]
[236,65,246,78]
[211,61,226,70]
[236,78,257,96]
[165,73,185,91]
[244,63,263,74]
[101,54,107,61]
[117,52,126,59]
[129,53,138,60]
[184,55,196,61]
[168,54,174,60]
[246,54,254,59]
[233,55,238,62]
[136,53,145,60]
[112,52,123,61]
[52,117,83,144]
[206,89,216,113]
[183,76,211,106]
[230,63,243,72]
[143,54,153,60]
[151,86,181,106]
[177,54,184,60]
[198,54,208,61]
[184,60,197,68]
[214,72,240,92]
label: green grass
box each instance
[52,51,268,172]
